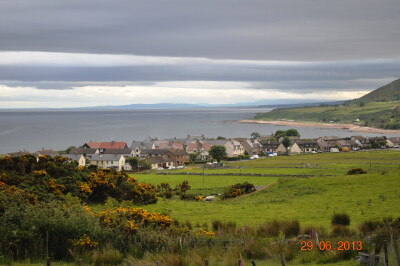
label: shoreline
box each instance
[238,120,400,135]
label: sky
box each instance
[0,0,399,108]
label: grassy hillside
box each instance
[254,79,400,129]
[357,78,400,103]
[254,100,400,129]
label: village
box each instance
[3,133,400,171]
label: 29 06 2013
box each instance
[300,241,362,251]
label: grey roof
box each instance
[63,154,84,161]
[6,151,31,157]
[148,156,173,164]
[169,150,189,156]
[69,148,97,155]
[208,140,228,146]
[141,149,170,155]
[89,154,123,161]
[102,148,133,155]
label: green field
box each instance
[253,100,400,129]
[133,151,400,230]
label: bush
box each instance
[358,219,382,235]
[256,220,281,237]
[282,220,300,237]
[347,168,367,175]
[221,182,256,199]
[331,213,350,226]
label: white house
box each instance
[63,154,86,167]
[89,154,126,171]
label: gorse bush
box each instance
[347,168,367,175]
[221,182,256,199]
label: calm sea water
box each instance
[0,108,398,154]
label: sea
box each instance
[0,108,398,154]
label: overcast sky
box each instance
[0,0,399,108]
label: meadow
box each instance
[133,150,400,229]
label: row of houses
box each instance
[5,136,400,171]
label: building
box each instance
[293,139,319,153]
[148,156,174,169]
[69,148,99,156]
[140,149,170,158]
[186,141,213,160]
[167,150,190,166]
[387,137,400,147]
[240,139,263,155]
[63,154,86,167]
[83,141,128,152]
[89,154,126,171]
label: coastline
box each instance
[238,120,400,135]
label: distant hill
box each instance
[355,79,400,103]
[254,79,400,130]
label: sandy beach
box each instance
[238,120,400,135]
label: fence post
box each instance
[126,261,130,266]
[205,259,209,266]
[384,240,389,266]
[78,259,82,266]
[391,227,400,266]
[238,259,241,266]
[371,243,375,266]
[156,261,160,266]
[251,260,256,266]
[280,253,286,266]
[47,257,50,266]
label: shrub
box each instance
[347,168,367,175]
[358,219,382,235]
[282,220,300,237]
[221,182,256,199]
[331,213,350,226]
[256,220,281,237]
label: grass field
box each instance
[132,150,400,230]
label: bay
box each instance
[0,108,397,154]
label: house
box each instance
[336,139,358,150]
[289,143,302,154]
[239,139,263,155]
[36,149,58,157]
[5,150,31,157]
[148,156,174,169]
[89,154,126,171]
[294,139,319,153]
[317,137,339,152]
[350,136,368,147]
[216,140,245,157]
[140,149,170,158]
[158,142,184,150]
[69,148,99,156]
[276,143,287,154]
[186,141,213,160]
[102,148,135,157]
[260,140,281,153]
[387,137,400,147]
[167,150,190,166]
[63,154,86,167]
[83,141,128,153]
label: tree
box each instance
[139,159,151,170]
[217,136,226,140]
[127,157,139,170]
[251,132,260,140]
[282,137,291,148]
[209,145,227,162]
[286,129,300,137]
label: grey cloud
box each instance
[0,0,399,60]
